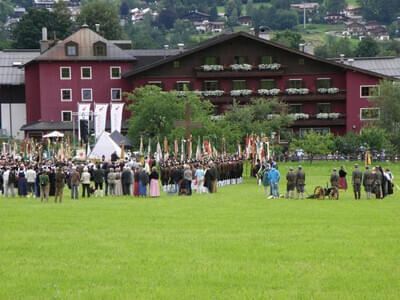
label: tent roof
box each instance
[88,132,121,160]
[110,130,132,148]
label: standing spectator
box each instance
[181,165,192,195]
[48,167,56,196]
[70,166,80,200]
[39,168,50,203]
[268,164,280,199]
[121,166,133,195]
[351,164,363,200]
[363,166,373,199]
[384,167,394,196]
[149,166,160,197]
[114,167,122,196]
[286,167,296,199]
[262,165,270,197]
[133,168,140,196]
[3,166,15,198]
[26,166,36,198]
[295,165,305,199]
[138,167,149,197]
[195,165,205,194]
[81,167,91,198]
[373,166,383,199]
[107,168,116,196]
[17,166,28,197]
[54,167,65,203]
[93,165,105,197]
[338,165,348,191]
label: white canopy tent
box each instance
[88,132,121,160]
[43,131,64,138]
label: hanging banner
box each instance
[94,103,108,138]
[110,103,124,133]
[78,103,91,141]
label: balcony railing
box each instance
[194,66,286,78]
[281,90,346,101]
[291,114,346,126]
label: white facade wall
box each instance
[1,103,27,140]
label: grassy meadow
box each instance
[1,161,400,299]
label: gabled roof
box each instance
[122,31,395,80]
[0,50,40,85]
[30,27,136,63]
[334,56,400,78]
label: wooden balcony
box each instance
[281,90,346,102]
[291,115,346,127]
[195,67,285,78]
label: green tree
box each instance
[52,1,73,38]
[359,126,391,152]
[170,19,196,47]
[209,5,218,21]
[371,80,400,152]
[274,10,298,30]
[77,1,124,40]
[324,0,346,14]
[290,131,335,163]
[12,8,72,49]
[334,131,362,155]
[271,30,304,50]
[227,7,239,30]
[0,1,13,23]
[125,16,168,49]
[246,0,254,16]
[357,0,400,24]
[314,35,355,58]
[355,36,379,57]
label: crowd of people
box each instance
[0,154,244,203]
[255,161,395,200]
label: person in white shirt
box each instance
[26,166,36,198]
[195,165,205,194]
[3,167,15,198]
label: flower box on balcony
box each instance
[258,63,281,70]
[317,87,340,94]
[316,113,341,119]
[230,89,253,96]
[285,88,310,95]
[257,88,281,96]
[196,90,225,97]
[200,65,224,71]
[230,64,253,71]
[289,113,309,120]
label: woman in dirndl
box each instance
[149,167,160,197]
[338,165,347,191]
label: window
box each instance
[61,89,72,102]
[61,111,72,122]
[360,85,379,98]
[234,56,247,64]
[111,88,122,101]
[147,81,163,89]
[289,104,302,114]
[81,88,92,101]
[316,103,331,113]
[204,80,219,91]
[360,108,380,120]
[81,67,92,79]
[298,58,305,65]
[316,78,332,89]
[288,79,304,89]
[110,67,121,79]
[173,61,180,68]
[300,128,330,136]
[260,56,273,64]
[176,81,191,91]
[204,56,218,65]
[232,80,246,90]
[60,67,71,80]
[260,79,275,89]
[65,41,78,56]
[93,41,107,56]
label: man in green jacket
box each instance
[54,167,66,203]
[39,168,50,203]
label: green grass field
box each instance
[1,161,400,299]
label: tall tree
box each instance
[355,36,379,57]
[12,8,73,49]
[209,5,218,21]
[271,30,304,50]
[52,1,73,39]
[77,1,124,40]
[357,0,400,24]
[324,0,346,14]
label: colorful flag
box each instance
[139,136,143,156]
[174,138,178,157]
[196,136,201,160]
[94,103,108,138]
[147,137,151,157]
[156,139,162,163]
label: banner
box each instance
[94,103,108,138]
[78,103,91,141]
[110,103,124,133]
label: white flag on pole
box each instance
[78,103,91,141]
[94,103,108,138]
[110,103,124,133]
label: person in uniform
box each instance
[373,166,383,199]
[363,166,373,199]
[330,168,339,199]
[295,165,305,199]
[351,164,362,200]
[54,167,65,203]
[286,167,296,199]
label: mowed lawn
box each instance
[1,161,400,299]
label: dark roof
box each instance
[126,49,182,68]
[110,130,132,147]
[21,120,129,131]
[29,27,136,64]
[0,50,40,85]
[122,31,396,80]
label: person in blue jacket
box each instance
[268,164,280,199]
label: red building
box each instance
[20,28,393,138]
